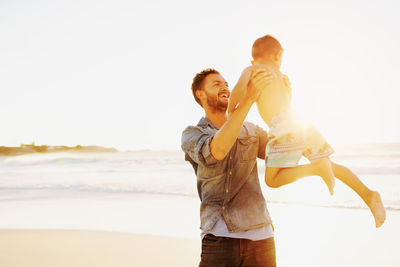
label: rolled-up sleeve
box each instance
[254,124,269,159]
[181,126,218,166]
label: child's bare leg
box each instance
[311,158,335,195]
[265,161,335,195]
[330,161,386,227]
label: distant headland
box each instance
[0,143,118,156]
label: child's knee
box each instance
[265,167,279,187]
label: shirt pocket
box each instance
[237,136,258,162]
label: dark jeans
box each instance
[199,234,276,267]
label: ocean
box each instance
[0,143,399,212]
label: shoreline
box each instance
[0,144,118,156]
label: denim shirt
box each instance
[181,117,272,233]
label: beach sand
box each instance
[0,230,199,267]
[0,190,399,267]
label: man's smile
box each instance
[218,91,230,100]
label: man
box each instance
[181,68,276,266]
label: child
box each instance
[228,35,386,227]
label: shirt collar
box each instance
[197,117,220,130]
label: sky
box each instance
[1,0,399,150]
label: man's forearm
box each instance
[227,72,250,114]
[210,97,253,160]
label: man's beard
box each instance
[205,93,228,113]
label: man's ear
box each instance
[195,90,204,103]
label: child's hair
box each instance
[252,35,282,60]
[191,68,220,107]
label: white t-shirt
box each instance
[201,217,274,241]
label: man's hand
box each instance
[282,73,292,98]
[246,69,273,103]
[282,74,291,88]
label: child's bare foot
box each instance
[366,191,386,228]
[312,158,335,195]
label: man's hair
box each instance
[191,68,220,107]
[252,35,282,60]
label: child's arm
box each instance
[227,67,253,115]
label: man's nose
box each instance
[221,84,229,90]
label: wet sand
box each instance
[0,190,399,267]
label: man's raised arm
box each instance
[210,70,272,160]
